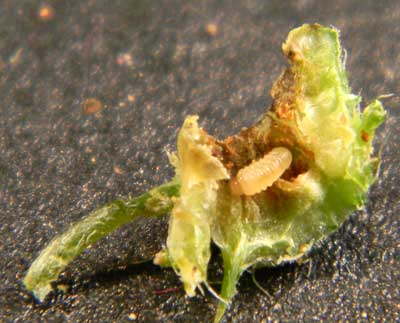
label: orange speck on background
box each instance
[82,98,103,115]
[205,23,218,37]
[38,5,54,22]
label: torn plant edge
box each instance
[156,116,229,295]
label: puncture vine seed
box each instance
[23,24,386,323]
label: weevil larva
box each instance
[230,147,292,196]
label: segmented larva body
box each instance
[230,147,292,196]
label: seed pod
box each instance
[230,147,292,196]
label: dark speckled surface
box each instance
[1,1,399,322]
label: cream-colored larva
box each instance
[230,147,292,196]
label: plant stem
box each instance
[214,250,242,323]
[23,181,180,301]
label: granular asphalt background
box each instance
[0,1,399,322]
